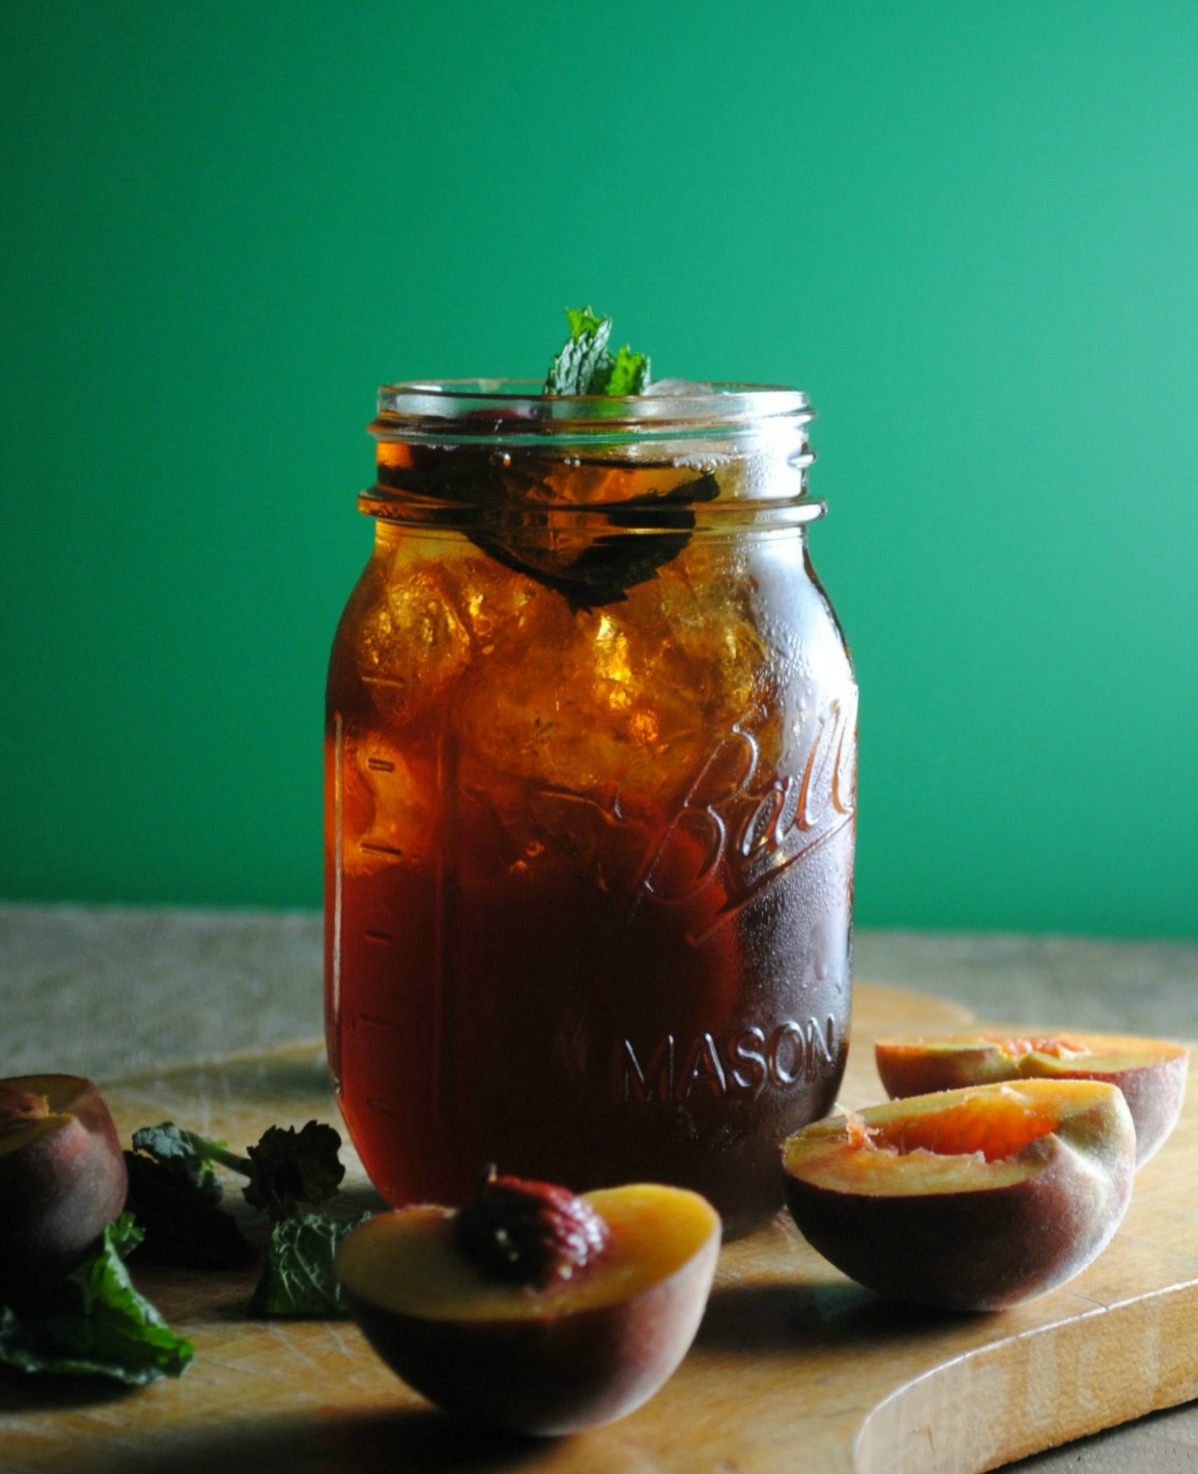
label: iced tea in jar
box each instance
[325,378,857,1236]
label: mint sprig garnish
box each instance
[375,307,714,607]
[544,307,651,396]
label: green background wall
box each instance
[2,2,1195,937]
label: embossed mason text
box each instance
[614,1016,842,1104]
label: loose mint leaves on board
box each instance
[124,1118,358,1314]
[0,1215,194,1384]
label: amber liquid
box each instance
[325,483,856,1236]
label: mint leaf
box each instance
[125,1122,258,1269]
[544,307,651,395]
[124,1152,258,1269]
[107,1213,144,1260]
[605,341,651,395]
[249,1211,370,1318]
[130,1122,226,1201]
[545,307,613,395]
[243,1122,346,1219]
[565,306,607,340]
[0,1215,194,1384]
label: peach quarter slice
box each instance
[0,1074,128,1301]
[336,1183,720,1435]
[781,1079,1135,1311]
[875,1030,1189,1166]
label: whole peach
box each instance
[0,1075,128,1301]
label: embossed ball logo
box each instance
[626,689,857,942]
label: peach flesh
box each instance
[782,1079,1136,1311]
[0,1074,128,1301]
[875,1030,1189,1166]
[336,1183,720,1434]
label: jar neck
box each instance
[372,378,811,439]
[361,381,820,530]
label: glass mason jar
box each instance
[324,381,857,1237]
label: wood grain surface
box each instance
[3,981,1195,1474]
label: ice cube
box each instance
[449,588,711,812]
[355,560,472,723]
[641,378,716,396]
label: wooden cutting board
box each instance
[3,982,1196,1474]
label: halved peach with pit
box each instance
[336,1179,720,1434]
[875,1030,1188,1166]
[781,1079,1135,1311]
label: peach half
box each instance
[781,1079,1135,1311]
[0,1074,128,1302]
[336,1182,720,1434]
[875,1030,1189,1166]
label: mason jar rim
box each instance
[374,378,812,441]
